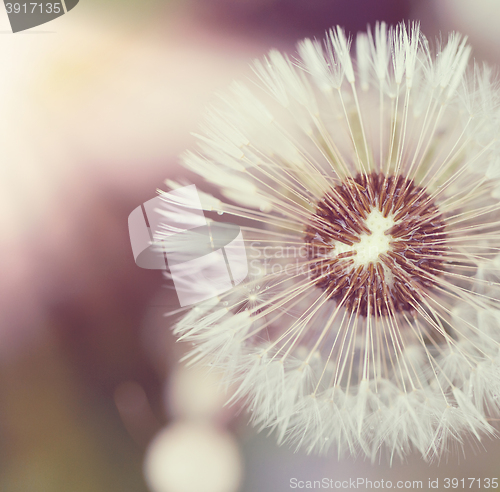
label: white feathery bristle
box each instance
[298,38,334,94]
[356,33,370,92]
[369,22,390,83]
[328,26,355,84]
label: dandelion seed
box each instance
[168,22,500,461]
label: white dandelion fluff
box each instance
[166,22,500,461]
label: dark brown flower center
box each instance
[305,173,447,317]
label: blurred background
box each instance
[1,1,500,491]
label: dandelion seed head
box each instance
[306,172,447,316]
[169,22,500,461]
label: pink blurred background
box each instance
[1,1,500,491]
